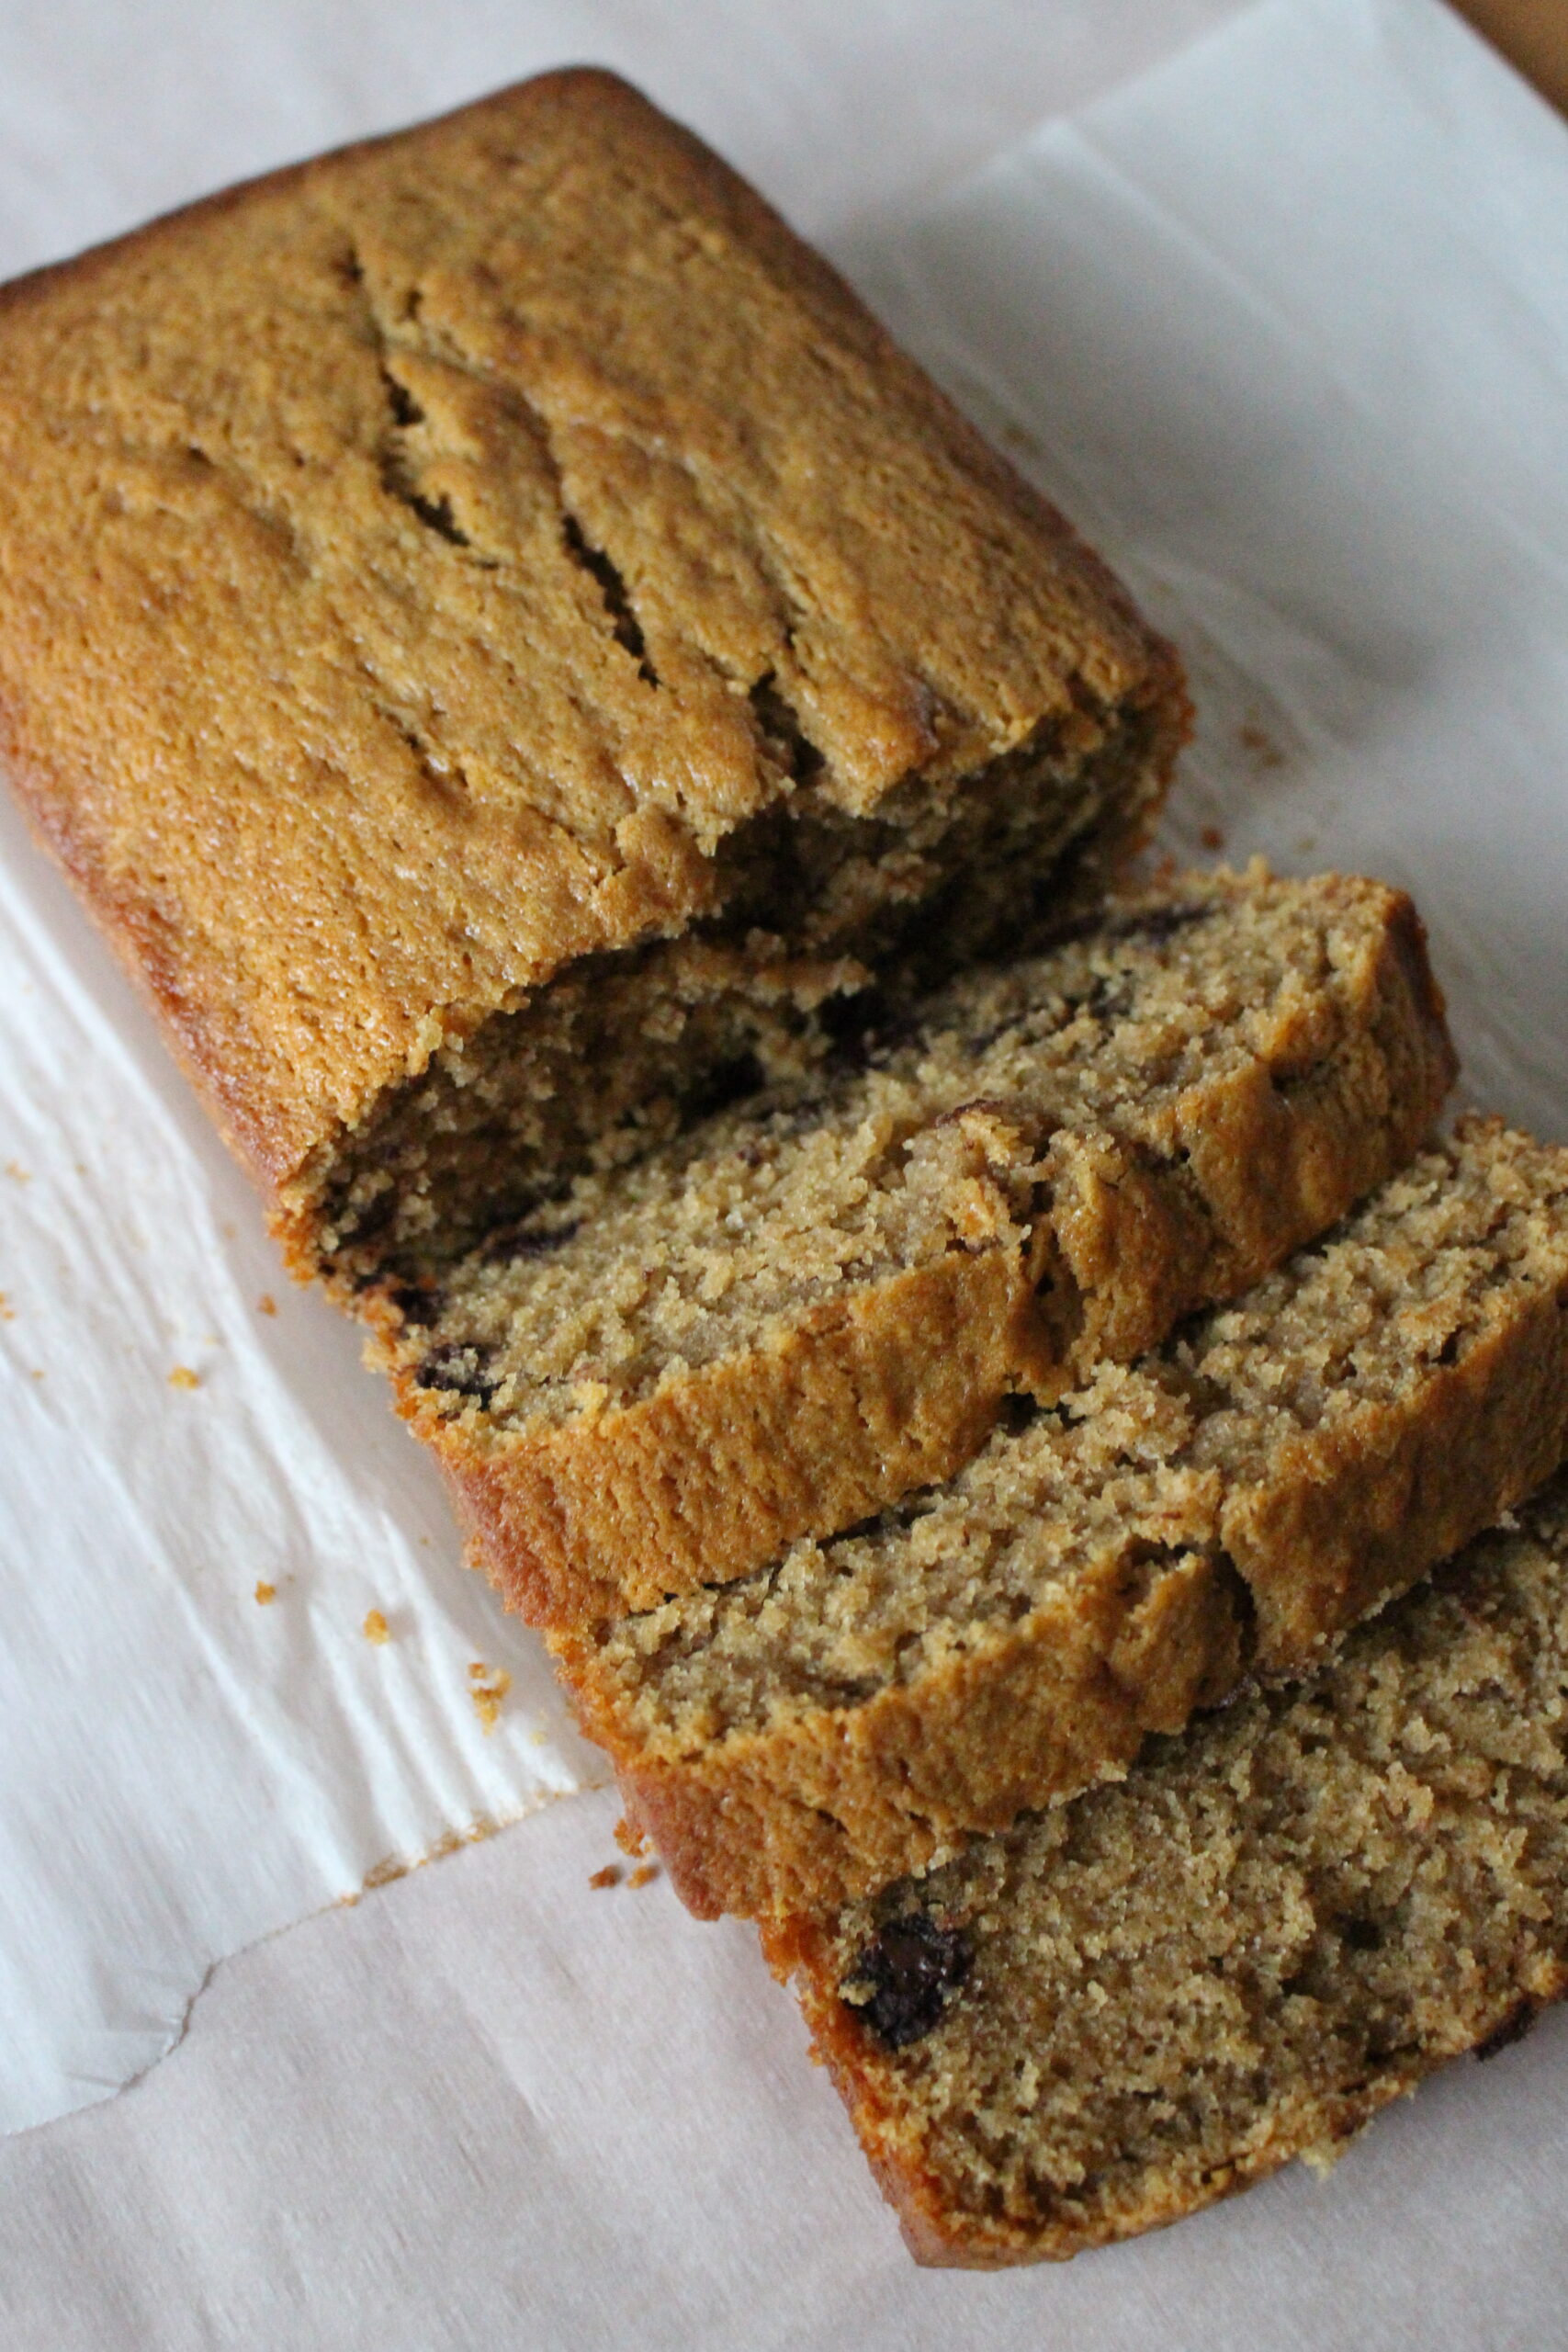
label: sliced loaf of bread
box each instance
[765,1469,1568,2265]
[0,71,1190,1296]
[560,1121,1568,1916]
[376,867,1453,1624]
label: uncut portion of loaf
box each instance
[378,867,1453,1625]
[561,1121,1568,1917]
[0,68,1185,1291]
[766,1470,1568,2267]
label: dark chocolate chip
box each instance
[416,1343,500,1410]
[389,1282,443,1326]
[848,1912,972,2050]
[1475,2001,1537,2061]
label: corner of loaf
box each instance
[0,65,1186,1296]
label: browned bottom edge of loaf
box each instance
[759,1920,1568,2267]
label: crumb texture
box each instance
[391,866,1454,1623]
[773,1473,1568,2266]
[565,1121,1568,1916]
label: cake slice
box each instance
[0,68,1186,1296]
[559,1121,1568,1916]
[766,1467,1568,2266]
[378,866,1453,1625]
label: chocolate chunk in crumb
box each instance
[849,1913,972,2050]
[417,1343,500,1409]
[389,1281,443,1326]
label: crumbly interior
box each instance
[389,866,1389,1429]
[585,1373,1210,1733]
[308,706,1159,1283]
[808,1473,1568,2253]
[565,1124,1568,1745]
[1182,1128,1568,1491]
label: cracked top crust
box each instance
[0,69,1170,1197]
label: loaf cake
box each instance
[378,866,1453,1623]
[10,67,1557,2279]
[766,1467,1568,2265]
[560,1120,1568,1916]
[0,68,1187,1295]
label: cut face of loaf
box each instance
[766,1470,1568,2267]
[561,1121,1568,1917]
[378,868,1454,1624]
[0,67,1186,1292]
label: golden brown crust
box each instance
[440,1249,1027,1623]
[583,1550,1247,1917]
[1237,1273,1568,1664]
[0,67,1180,1221]
[400,877,1455,1630]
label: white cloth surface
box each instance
[3,0,1568,2341]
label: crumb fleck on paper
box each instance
[254,1581,276,1606]
[168,1365,200,1390]
[589,1865,621,1890]
[363,1609,390,1645]
[468,1662,512,1733]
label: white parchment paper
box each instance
[0,785,604,2132]
[4,1,1568,2341]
